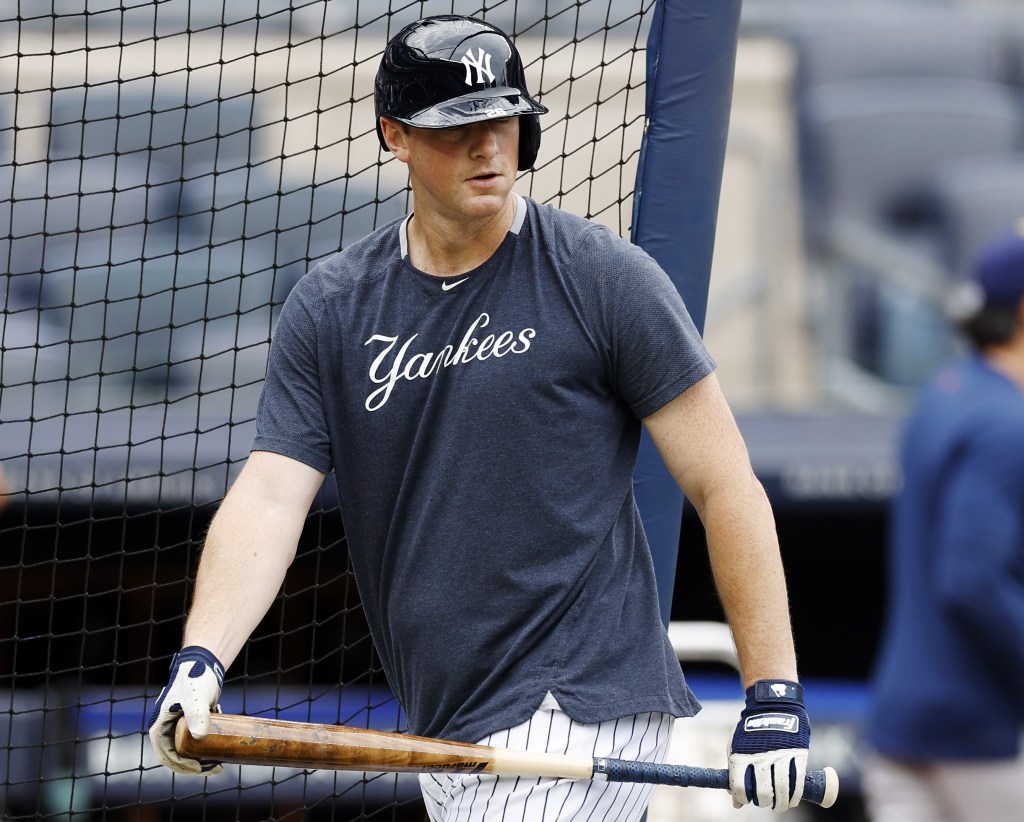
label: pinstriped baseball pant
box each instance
[419,696,675,822]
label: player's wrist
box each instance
[744,679,803,708]
[175,646,226,687]
[732,679,810,757]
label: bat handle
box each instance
[801,767,840,808]
[597,760,839,808]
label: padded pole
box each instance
[631,0,743,626]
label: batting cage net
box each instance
[1,2,653,819]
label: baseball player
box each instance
[863,226,1024,822]
[148,15,812,820]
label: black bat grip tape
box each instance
[596,759,830,807]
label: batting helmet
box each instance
[374,15,548,171]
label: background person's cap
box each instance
[948,219,1024,320]
[974,219,1024,304]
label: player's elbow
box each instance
[688,464,771,528]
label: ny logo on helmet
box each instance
[461,48,495,86]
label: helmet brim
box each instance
[393,87,548,129]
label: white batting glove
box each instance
[147,646,226,775]
[728,680,810,812]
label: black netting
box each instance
[0,2,653,819]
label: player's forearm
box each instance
[698,475,798,687]
[642,374,799,685]
[182,496,300,669]
[182,453,322,669]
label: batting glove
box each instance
[147,646,225,775]
[728,679,810,812]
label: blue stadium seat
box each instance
[4,155,179,286]
[178,167,408,276]
[48,80,259,177]
[801,78,1023,251]
[781,3,1012,93]
[168,172,408,398]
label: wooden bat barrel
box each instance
[174,714,594,777]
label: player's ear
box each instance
[1014,295,1024,335]
[379,117,410,161]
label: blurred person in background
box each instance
[862,224,1024,822]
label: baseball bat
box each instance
[175,714,839,808]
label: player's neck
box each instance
[406,196,516,277]
[983,333,1024,391]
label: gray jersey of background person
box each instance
[147,13,811,817]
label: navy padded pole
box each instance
[631,0,743,626]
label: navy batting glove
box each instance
[728,679,810,812]
[147,646,225,775]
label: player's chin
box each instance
[460,188,513,217]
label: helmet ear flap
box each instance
[518,114,541,171]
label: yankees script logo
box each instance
[364,312,536,411]
[461,47,495,85]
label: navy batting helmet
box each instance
[374,15,548,171]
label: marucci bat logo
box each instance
[435,762,488,773]
[363,312,536,411]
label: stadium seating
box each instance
[20,76,411,407]
[798,78,1023,391]
[931,153,1024,279]
[782,3,1011,91]
[760,0,1024,404]
[48,81,258,177]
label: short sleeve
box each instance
[252,276,333,473]
[571,225,715,419]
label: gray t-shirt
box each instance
[253,194,714,742]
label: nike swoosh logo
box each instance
[441,278,470,292]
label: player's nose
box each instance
[467,119,508,157]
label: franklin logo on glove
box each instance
[744,714,800,733]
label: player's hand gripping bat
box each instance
[175,713,839,808]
